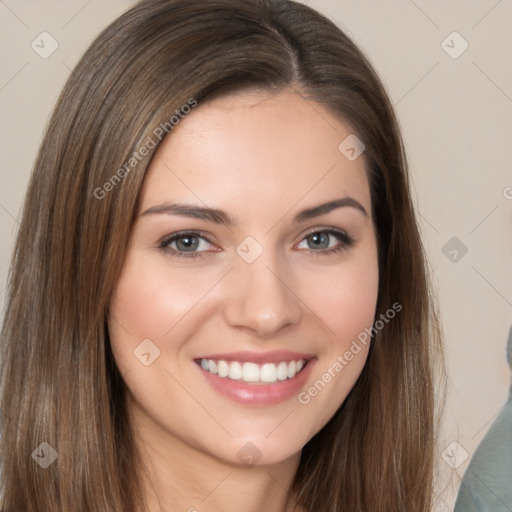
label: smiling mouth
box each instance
[195,358,310,384]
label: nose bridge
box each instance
[223,242,302,336]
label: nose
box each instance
[222,251,303,338]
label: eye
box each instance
[295,228,354,255]
[158,228,355,259]
[158,231,217,258]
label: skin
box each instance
[108,89,379,512]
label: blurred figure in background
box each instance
[454,325,512,512]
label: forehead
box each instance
[138,89,371,220]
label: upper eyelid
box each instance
[299,226,351,239]
[159,230,215,246]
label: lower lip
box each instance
[197,359,316,406]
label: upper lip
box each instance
[195,350,315,364]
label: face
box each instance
[108,89,379,467]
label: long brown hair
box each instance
[0,0,446,510]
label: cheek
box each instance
[107,255,173,376]
[299,248,379,350]
[326,264,378,341]
[108,253,218,348]
[291,246,379,430]
[107,255,210,430]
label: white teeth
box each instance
[242,362,260,382]
[208,359,217,374]
[217,360,229,377]
[199,358,308,384]
[228,361,242,380]
[287,360,297,379]
[260,363,277,382]
[276,361,288,381]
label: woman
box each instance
[0,0,446,510]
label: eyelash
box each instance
[158,228,355,259]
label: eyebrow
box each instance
[140,197,368,225]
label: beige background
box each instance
[0,1,511,510]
